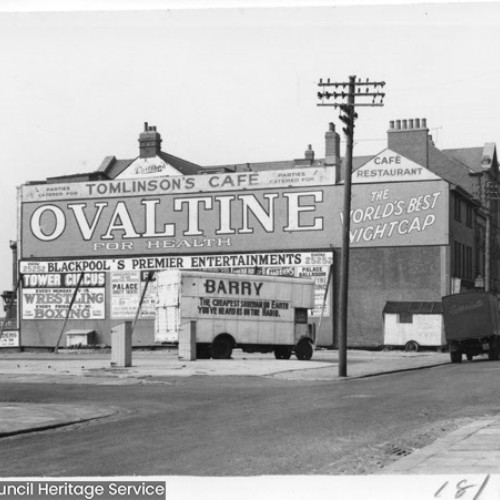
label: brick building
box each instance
[9,119,500,349]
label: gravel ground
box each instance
[310,417,475,475]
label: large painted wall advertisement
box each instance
[20,168,449,259]
[348,183,446,247]
[19,169,449,333]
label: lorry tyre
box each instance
[404,340,419,352]
[274,346,292,360]
[295,339,313,361]
[450,351,462,363]
[211,335,233,359]
[466,352,474,361]
[488,337,499,361]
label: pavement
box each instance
[0,347,499,474]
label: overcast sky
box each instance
[0,1,499,295]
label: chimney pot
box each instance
[390,120,395,129]
[409,119,414,129]
[396,120,401,130]
[422,118,427,128]
[329,122,335,132]
[144,122,148,132]
[402,119,408,129]
[415,118,421,128]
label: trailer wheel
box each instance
[274,346,292,360]
[450,351,462,363]
[404,340,420,352]
[295,339,313,361]
[210,335,233,359]
[488,337,499,361]
[466,352,474,361]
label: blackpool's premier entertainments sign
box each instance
[20,252,333,319]
[20,168,449,258]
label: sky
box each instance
[1,1,500,295]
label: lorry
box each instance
[442,292,500,363]
[155,270,316,360]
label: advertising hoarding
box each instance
[21,272,106,320]
[20,170,449,258]
[21,168,336,258]
[21,252,333,319]
[347,181,447,247]
[0,331,19,347]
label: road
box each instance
[0,359,500,476]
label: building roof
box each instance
[158,151,204,176]
[383,301,443,315]
[207,159,322,172]
[444,147,484,173]
[30,124,498,193]
[428,145,476,193]
[95,152,204,179]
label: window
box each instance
[454,241,462,277]
[399,313,413,324]
[466,204,473,227]
[454,194,462,222]
[295,308,308,324]
[466,246,473,279]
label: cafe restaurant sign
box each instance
[353,149,441,183]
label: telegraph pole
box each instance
[317,75,385,377]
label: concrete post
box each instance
[110,321,132,367]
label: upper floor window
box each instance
[454,194,462,222]
[466,204,473,228]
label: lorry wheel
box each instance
[450,351,462,363]
[274,346,292,360]
[466,353,474,361]
[210,336,233,359]
[404,341,420,352]
[488,338,499,361]
[295,339,313,361]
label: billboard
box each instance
[0,330,19,347]
[347,181,448,247]
[20,169,449,258]
[20,251,333,319]
[20,168,335,258]
[21,272,106,320]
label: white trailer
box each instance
[383,301,445,351]
[155,270,316,360]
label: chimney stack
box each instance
[305,144,315,162]
[325,122,341,183]
[139,123,163,158]
[387,117,431,167]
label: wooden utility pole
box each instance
[317,75,385,377]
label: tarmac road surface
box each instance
[0,354,499,476]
